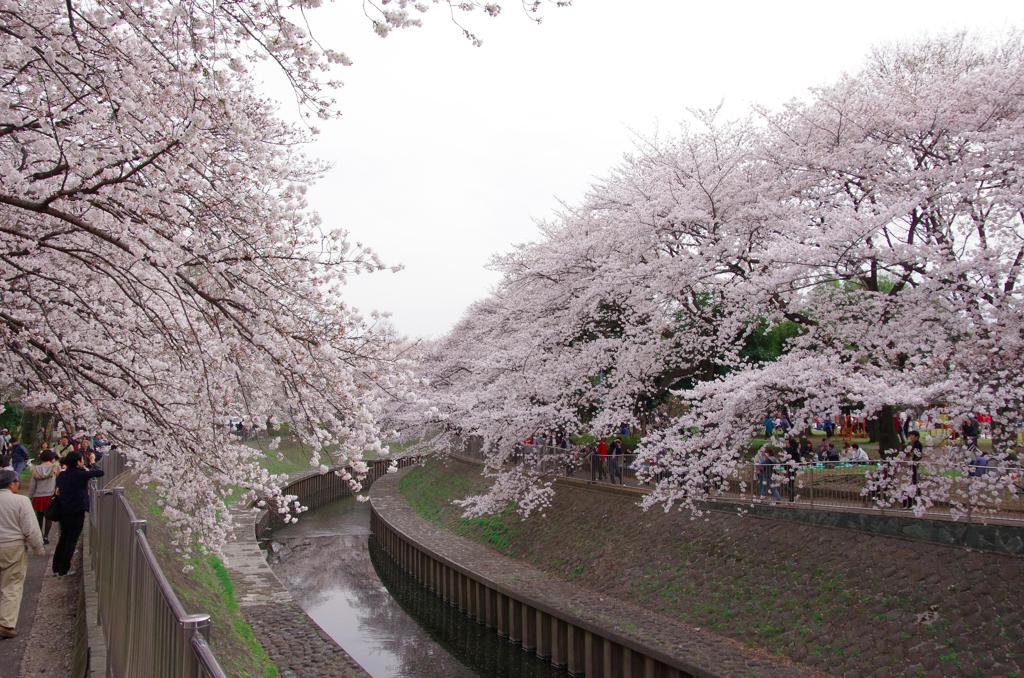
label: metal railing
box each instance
[481,444,1024,525]
[88,453,227,678]
[94,449,125,491]
[735,459,1024,523]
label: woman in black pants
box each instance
[52,451,104,576]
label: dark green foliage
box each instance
[741,320,801,364]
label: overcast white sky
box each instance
[263,1,1023,338]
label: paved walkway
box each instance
[221,507,369,678]
[5,487,78,678]
[371,470,819,678]
[2,542,46,668]
[16,543,78,677]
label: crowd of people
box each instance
[753,436,878,503]
[0,431,108,639]
[587,437,629,485]
[750,429,1004,511]
[504,415,1021,510]
[513,424,638,487]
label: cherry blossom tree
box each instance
[412,33,1024,521]
[0,0,563,550]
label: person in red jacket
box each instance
[594,438,608,481]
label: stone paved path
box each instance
[371,470,819,678]
[6,486,78,678]
[221,507,369,678]
[3,542,47,672]
[17,543,78,677]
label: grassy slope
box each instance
[399,460,519,554]
[245,436,316,477]
[398,458,1023,677]
[122,482,278,678]
[245,433,396,478]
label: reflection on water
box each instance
[267,497,565,678]
[369,542,566,678]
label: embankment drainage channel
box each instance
[369,501,695,678]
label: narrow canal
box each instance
[266,496,567,678]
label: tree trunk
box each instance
[19,408,53,453]
[868,404,901,457]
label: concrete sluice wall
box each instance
[268,494,567,678]
[368,469,801,678]
[370,508,686,678]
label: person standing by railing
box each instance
[557,436,574,476]
[902,431,924,510]
[595,438,608,481]
[608,438,624,485]
[784,438,800,502]
[755,447,781,501]
[586,444,598,481]
[51,451,104,577]
[754,448,766,498]
[0,469,45,639]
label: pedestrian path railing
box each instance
[88,453,227,678]
[473,444,1024,525]
[94,449,125,491]
[736,458,1024,523]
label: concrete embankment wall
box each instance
[255,456,420,536]
[369,469,806,678]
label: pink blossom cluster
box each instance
[0,0,466,552]
[409,35,1024,519]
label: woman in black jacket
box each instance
[52,451,103,576]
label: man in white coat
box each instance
[0,469,45,638]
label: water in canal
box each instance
[266,496,566,678]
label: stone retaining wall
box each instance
[223,506,369,678]
[370,469,811,678]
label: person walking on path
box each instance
[51,451,103,577]
[9,439,29,477]
[0,469,45,639]
[28,451,59,544]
